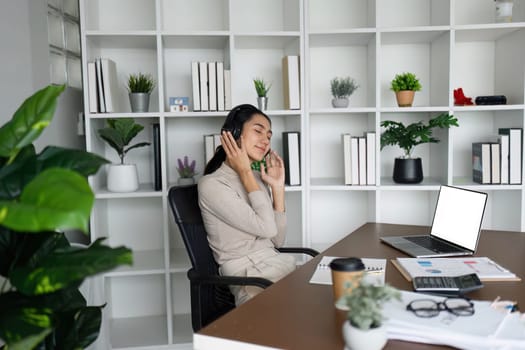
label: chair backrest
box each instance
[167,184,235,331]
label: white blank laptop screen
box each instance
[431,186,487,251]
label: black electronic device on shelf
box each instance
[475,95,507,105]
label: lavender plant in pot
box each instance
[176,156,197,185]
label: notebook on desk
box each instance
[380,185,488,258]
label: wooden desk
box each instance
[197,223,525,350]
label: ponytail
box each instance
[204,145,226,175]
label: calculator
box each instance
[412,273,483,295]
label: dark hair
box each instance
[204,104,270,175]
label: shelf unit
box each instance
[80,0,525,348]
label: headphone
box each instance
[221,104,258,140]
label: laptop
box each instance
[380,185,488,258]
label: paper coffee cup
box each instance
[330,257,365,309]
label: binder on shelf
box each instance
[100,58,121,113]
[498,133,509,184]
[208,62,217,111]
[498,128,522,184]
[213,134,221,152]
[472,142,491,184]
[282,132,301,186]
[490,142,501,184]
[358,137,366,185]
[365,132,376,185]
[191,61,201,112]
[350,137,359,185]
[204,134,215,165]
[216,62,225,111]
[282,55,300,110]
[199,61,209,111]
[342,134,352,185]
[152,123,162,191]
[95,58,106,113]
[87,61,99,113]
[224,69,232,110]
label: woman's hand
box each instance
[260,150,285,189]
[221,131,252,174]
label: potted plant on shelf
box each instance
[98,118,151,192]
[342,279,400,350]
[390,72,422,107]
[176,155,197,185]
[380,113,458,184]
[330,76,359,108]
[253,77,272,111]
[0,84,132,349]
[127,72,156,112]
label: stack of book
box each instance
[282,132,301,186]
[87,58,121,113]
[472,127,522,184]
[282,56,300,110]
[203,134,221,165]
[342,132,376,185]
[191,61,231,112]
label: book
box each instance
[365,132,376,185]
[358,137,366,185]
[100,58,121,113]
[87,61,99,113]
[216,62,225,111]
[95,58,106,113]
[282,55,300,110]
[309,256,386,285]
[498,128,522,184]
[490,142,501,184]
[204,134,215,165]
[199,61,209,111]
[498,133,509,184]
[472,142,491,184]
[342,134,352,185]
[393,257,520,282]
[282,131,301,186]
[208,62,217,111]
[152,123,161,191]
[350,137,359,185]
[191,61,201,111]
[224,69,232,110]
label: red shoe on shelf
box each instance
[454,88,474,105]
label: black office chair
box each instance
[168,184,319,332]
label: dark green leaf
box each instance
[123,141,151,156]
[0,145,37,200]
[37,146,109,177]
[98,127,124,156]
[0,85,65,160]
[0,168,93,233]
[55,306,102,349]
[10,238,132,295]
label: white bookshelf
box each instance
[80,0,525,348]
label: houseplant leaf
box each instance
[37,146,109,177]
[0,145,37,200]
[10,238,132,295]
[0,85,65,162]
[54,305,102,349]
[0,168,93,233]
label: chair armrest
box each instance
[188,269,273,289]
[277,247,319,257]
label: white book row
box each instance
[342,132,376,186]
[87,58,121,113]
[192,61,231,112]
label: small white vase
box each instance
[342,321,387,350]
[332,97,349,108]
[107,164,139,192]
[177,177,195,186]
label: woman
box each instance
[198,104,295,305]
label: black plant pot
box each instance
[393,158,423,184]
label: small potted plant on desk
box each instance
[127,72,156,113]
[390,72,422,107]
[98,118,150,192]
[380,113,458,184]
[253,77,271,111]
[342,280,400,350]
[176,155,197,185]
[330,76,359,108]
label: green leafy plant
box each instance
[0,84,133,349]
[344,280,400,330]
[381,113,458,158]
[390,72,422,92]
[97,118,150,164]
[253,78,272,97]
[330,77,359,99]
[127,73,156,94]
[176,156,197,178]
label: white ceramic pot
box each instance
[332,97,349,108]
[177,177,195,186]
[342,321,387,350]
[107,164,139,192]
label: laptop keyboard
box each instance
[405,236,459,253]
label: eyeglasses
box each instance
[406,297,475,318]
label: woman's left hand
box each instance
[260,150,285,189]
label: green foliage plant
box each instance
[97,118,150,164]
[0,84,133,349]
[380,113,458,158]
[127,73,156,94]
[330,77,359,99]
[344,279,401,330]
[390,72,422,92]
[253,78,272,97]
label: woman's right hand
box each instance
[221,131,251,174]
